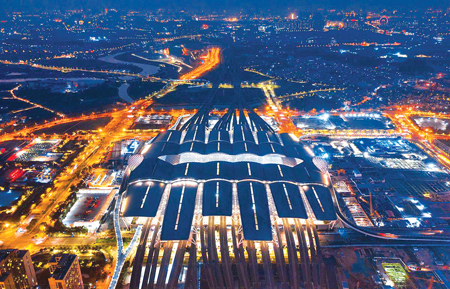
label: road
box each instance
[9,84,65,117]
[0,46,224,288]
[0,59,163,82]
[180,47,221,80]
[330,182,450,243]
[0,94,159,248]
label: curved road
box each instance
[330,187,450,243]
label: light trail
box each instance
[0,111,112,142]
[277,87,346,101]
[180,47,221,80]
[0,60,163,82]
[244,68,277,79]
[0,97,158,251]
[9,105,39,114]
[132,53,193,69]
[9,85,66,118]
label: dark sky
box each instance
[1,0,449,13]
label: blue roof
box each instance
[283,145,302,158]
[161,142,181,155]
[183,125,206,142]
[208,130,230,142]
[237,182,272,241]
[202,181,232,216]
[234,162,266,181]
[233,125,255,143]
[205,141,232,154]
[259,143,285,155]
[179,141,205,154]
[269,182,307,218]
[233,142,259,155]
[279,133,297,146]
[153,130,181,144]
[129,158,157,181]
[143,142,179,158]
[263,164,297,182]
[141,143,162,159]
[123,123,337,242]
[171,163,203,180]
[203,161,233,180]
[257,131,280,144]
[161,184,198,240]
[302,185,336,221]
[293,164,324,184]
[150,159,174,180]
[287,144,314,160]
[123,182,166,217]
[129,158,173,182]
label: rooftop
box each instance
[49,253,78,281]
[122,106,337,241]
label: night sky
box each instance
[2,0,448,13]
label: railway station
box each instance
[119,106,337,288]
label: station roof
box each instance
[129,158,173,181]
[269,182,307,218]
[149,159,174,180]
[153,130,181,144]
[144,142,180,158]
[233,141,259,155]
[208,130,230,142]
[183,125,206,143]
[234,162,266,181]
[237,182,272,241]
[293,164,324,184]
[233,125,255,143]
[263,164,297,182]
[161,184,198,240]
[123,181,165,217]
[205,141,233,154]
[179,141,205,154]
[202,181,232,216]
[302,185,336,221]
[257,131,280,145]
[283,145,303,158]
[259,142,285,155]
[279,142,315,160]
[279,133,297,146]
[124,119,337,241]
[171,162,203,180]
[203,161,233,180]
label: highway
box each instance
[0,47,220,85]
[0,111,115,141]
[108,175,144,289]
[9,84,65,118]
[0,91,163,249]
[0,59,204,270]
[0,59,163,82]
[6,44,450,289]
[180,47,221,80]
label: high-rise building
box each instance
[0,272,15,289]
[48,254,83,289]
[0,249,37,289]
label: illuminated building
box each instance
[48,254,83,289]
[0,250,37,289]
[0,273,15,289]
[120,106,337,288]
